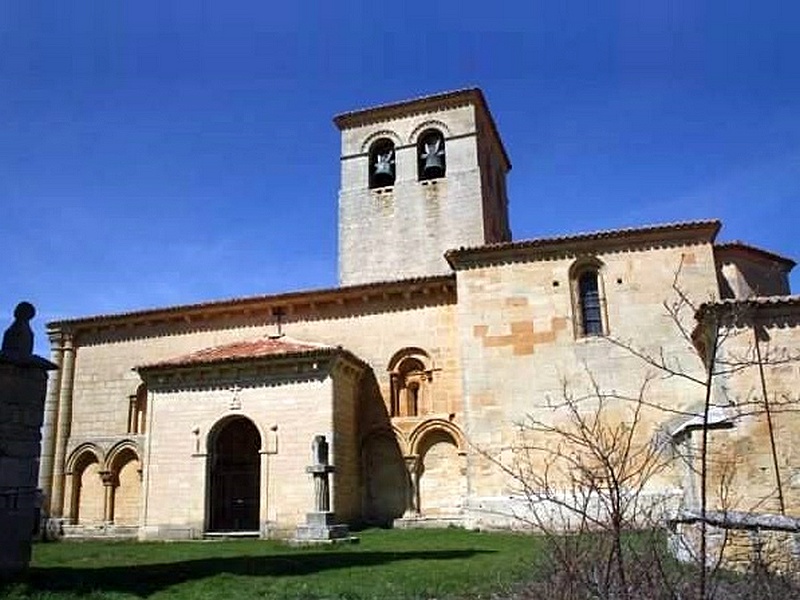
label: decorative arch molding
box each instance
[387,347,436,418]
[408,419,465,456]
[362,425,409,456]
[66,442,104,473]
[568,255,605,279]
[360,129,403,153]
[408,119,451,144]
[387,346,434,372]
[205,413,262,533]
[127,381,147,398]
[204,412,266,454]
[105,439,141,471]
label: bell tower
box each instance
[334,88,511,286]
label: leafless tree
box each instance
[488,260,800,599]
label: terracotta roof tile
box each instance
[47,274,456,330]
[445,220,721,268]
[715,241,796,267]
[138,336,334,370]
[696,295,800,319]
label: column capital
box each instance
[99,470,118,487]
[47,328,76,351]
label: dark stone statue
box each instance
[0,302,55,369]
[1,302,35,360]
[312,434,329,466]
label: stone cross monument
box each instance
[0,303,57,579]
[293,434,354,544]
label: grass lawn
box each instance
[1,529,544,600]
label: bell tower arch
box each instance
[334,88,511,286]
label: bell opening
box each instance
[369,138,396,189]
[417,130,446,181]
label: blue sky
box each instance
[1,1,799,356]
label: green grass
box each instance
[1,529,543,600]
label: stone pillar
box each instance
[49,332,75,517]
[0,302,57,578]
[313,471,331,512]
[37,330,64,514]
[293,435,353,544]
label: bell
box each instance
[422,138,445,178]
[373,151,395,185]
[423,153,445,178]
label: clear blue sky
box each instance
[2,1,799,356]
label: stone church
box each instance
[38,89,800,540]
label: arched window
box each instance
[417,129,446,181]
[388,348,434,417]
[570,259,607,337]
[579,271,603,336]
[369,138,396,188]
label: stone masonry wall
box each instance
[454,241,720,525]
[338,104,490,285]
[0,362,48,577]
[49,298,464,534]
[142,376,335,538]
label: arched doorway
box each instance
[207,417,261,532]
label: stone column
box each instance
[404,455,420,517]
[313,472,330,512]
[49,333,75,517]
[100,471,116,525]
[37,330,64,513]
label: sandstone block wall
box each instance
[697,311,800,516]
[142,377,336,538]
[454,242,720,507]
[49,293,465,535]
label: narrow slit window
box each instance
[579,271,603,336]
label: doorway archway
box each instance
[207,416,261,532]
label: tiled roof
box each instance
[715,241,796,268]
[47,274,456,330]
[445,220,721,268]
[333,88,482,127]
[138,336,335,370]
[696,295,800,319]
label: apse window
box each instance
[417,130,446,181]
[369,138,396,189]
